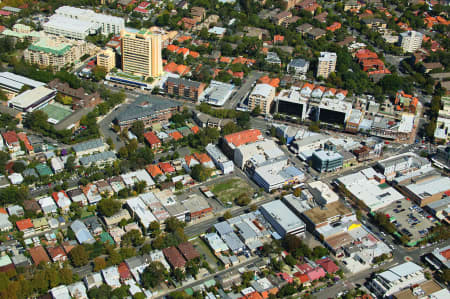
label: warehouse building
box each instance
[260,200,306,237]
[8,86,56,112]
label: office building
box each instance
[317,98,352,125]
[200,80,234,106]
[376,152,431,179]
[253,158,305,192]
[316,52,337,79]
[24,37,94,70]
[260,200,306,237]
[275,86,308,120]
[311,150,343,172]
[96,48,116,72]
[8,86,56,113]
[121,29,163,78]
[399,30,423,53]
[205,144,234,174]
[44,6,124,39]
[398,175,450,207]
[369,262,426,297]
[248,83,276,115]
[165,77,206,100]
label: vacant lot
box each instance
[211,178,254,206]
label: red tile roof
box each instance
[184,155,198,167]
[146,164,163,178]
[0,26,5,33]
[163,62,190,75]
[326,22,342,32]
[169,131,183,140]
[163,246,186,268]
[47,246,67,261]
[29,246,50,265]
[177,242,200,261]
[306,267,326,280]
[224,129,262,147]
[16,218,33,231]
[219,56,231,63]
[167,44,179,52]
[17,132,33,152]
[316,257,339,273]
[144,131,161,146]
[52,190,69,203]
[177,47,190,56]
[158,162,175,173]
[0,10,12,16]
[2,131,18,145]
[274,35,284,43]
[178,36,192,43]
[118,262,131,280]
[194,152,211,164]
[191,126,199,134]
[293,272,310,283]
[189,51,200,58]
[0,208,6,214]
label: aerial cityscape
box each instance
[0,0,449,298]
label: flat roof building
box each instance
[311,150,343,173]
[260,200,306,237]
[8,86,56,112]
[200,80,234,106]
[248,83,276,115]
[0,72,45,94]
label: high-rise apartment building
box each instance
[399,30,423,53]
[121,29,163,78]
[96,48,116,72]
[316,52,337,79]
[248,83,276,115]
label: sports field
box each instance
[40,103,73,124]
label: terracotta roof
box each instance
[178,36,192,43]
[177,47,190,56]
[118,262,131,280]
[302,83,315,90]
[146,164,163,178]
[193,152,211,164]
[316,257,339,273]
[28,246,50,265]
[184,155,198,167]
[47,246,66,261]
[274,35,284,43]
[0,208,6,214]
[177,242,200,260]
[326,22,341,32]
[163,246,186,268]
[219,56,231,63]
[169,131,183,140]
[189,51,200,58]
[144,131,161,146]
[52,190,69,203]
[16,218,33,231]
[2,131,18,145]
[158,162,175,173]
[224,129,262,147]
[167,44,179,52]
[191,126,199,134]
[17,132,33,152]
[163,62,190,75]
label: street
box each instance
[224,71,264,109]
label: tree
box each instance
[285,254,297,267]
[312,246,329,259]
[185,259,199,278]
[149,221,161,236]
[175,181,183,190]
[92,66,107,82]
[130,121,145,142]
[251,105,261,116]
[12,162,25,173]
[69,245,89,267]
[235,193,251,206]
[173,268,185,282]
[190,164,213,182]
[97,198,122,217]
[141,262,168,289]
[122,229,144,247]
[222,210,232,220]
[93,257,107,272]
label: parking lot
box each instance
[380,199,435,243]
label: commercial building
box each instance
[337,168,404,211]
[274,86,308,120]
[311,150,343,172]
[432,146,450,170]
[8,86,56,113]
[234,139,284,170]
[316,52,337,79]
[302,200,355,231]
[96,48,116,72]
[248,84,276,115]
[182,194,213,221]
[253,158,305,192]
[376,153,431,180]
[308,181,339,206]
[397,175,450,207]
[260,200,306,237]
[425,198,450,222]
[425,245,450,270]
[126,196,157,229]
[205,144,234,174]
[399,30,423,53]
[317,98,352,125]
[44,6,124,39]
[165,77,206,101]
[200,80,234,106]
[368,262,426,297]
[121,29,163,78]
[222,129,263,159]
[115,95,181,129]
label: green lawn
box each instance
[211,178,254,205]
[191,237,219,270]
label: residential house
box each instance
[47,246,67,263]
[67,188,88,206]
[38,196,58,215]
[28,246,50,265]
[82,184,102,205]
[52,191,71,212]
[71,220,95,244]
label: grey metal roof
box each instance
[166,77,202,88]
[115,95,180,123]
[214,221,233,236]
[70,220,95,244]
[0,72,45,91]
[79,151,116,166]
[222,232,245,252]
[72,138,104,153]
[288,58,308,68]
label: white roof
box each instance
[204,232,229,252]
[126,196,156,228]
[101,266,121,289]
[8,86,55,109]
[261,200,305,232]
[405,176,450,198]
[50,285,71,299]
[121,169,155,187]
[44,15,93,34]
[398,114,415,133]
[251,84,274,98]
[378,262,422,282]
[8,173,23,185]
[0,72,45,91]
[208,26,226,35]
[319,51,337,61]
[55,6,124,26]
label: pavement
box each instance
[225,71,264,109]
